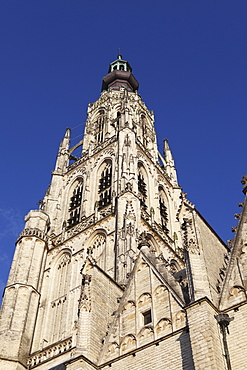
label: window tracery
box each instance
[50,252,71,343]
[67,179,83,229]
[95,109,106,143]
[92,234,106,252]
[56,253,71,299]
[98,161,112,210]
[159,186,169,233]
[140,114,148,147]
[138,164,147,210]
[89,233,106,268]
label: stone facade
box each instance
[1,55,247,369]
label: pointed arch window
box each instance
[50,252,71,343]
[56,253,71,298]
[67,178,83,229]
[96,109,106,143]
[98,161,112,210]
[90,233,106,268]
[138,163,147,210]
[140,114,148,147]
[159,186,169,233]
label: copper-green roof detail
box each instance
[108,54,132,73]
[101,55,139,93]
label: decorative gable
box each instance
[99,253,186,364]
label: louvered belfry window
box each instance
[141,114,148,147]
[159,187,169,233]
[67,179,83,228]
[98,162,112,210]
[138,164,147,210]
[96,109,106,143]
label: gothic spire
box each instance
[54,127,71,174]
[163,139,178,185]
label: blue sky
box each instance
[1,1,247,301]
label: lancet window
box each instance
[67,178,83,229]
[91,233,106,268]
[159,186,169,233]
[50,252,71,343]
[140,114,148,147]
[138,163,147,210]
[55,253,71,298]
[96,109,106,143]
[98,161,112,210]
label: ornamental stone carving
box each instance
[182,210,200,254]
[78,274,92,313]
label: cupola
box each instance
[101,54,139,93]
[108,54,132,73]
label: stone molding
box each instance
[51,207,114,246]
[17,227,49,242]
[27,337,72,368]
[67,136,117,173]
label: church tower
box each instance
[1,55,247,370]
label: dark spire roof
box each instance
[101,55,139,93]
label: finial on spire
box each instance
[54,128,71,174]
[118,48,122,59]
[163,139,178,185]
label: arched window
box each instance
[96,109,106,143]
[98,161,112,210]
[67,178,83,229]
[159,186,169,233]
[140,114,148,147]
[55,253,71,299]
[51,252,71,343]
[91,233,106,268]
[138,163,147,210]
